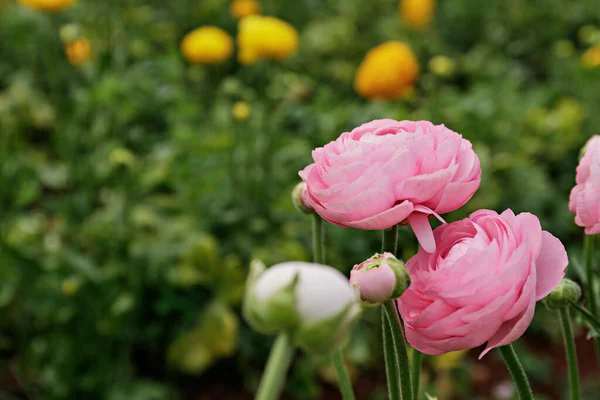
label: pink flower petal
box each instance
[408,212,436,253]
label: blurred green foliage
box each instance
[1,0,600,399]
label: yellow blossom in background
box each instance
[109,147,136,167]
[181,26,233,64]
[582,46,600,69]
[237,15,299,64]
[431,350,468,370]
[19,0,74,12]
[232,101,251,121]
[230,0,260,20]
[61,277,81,296]
[354,41,419,100]
[65,38,92,65]
[429,55,455,76]
[399,0,435,29]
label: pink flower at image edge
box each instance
[398,209,568,357]
[569,135,600,235]
[299,119,481,253]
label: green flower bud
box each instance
[243,261,362,354]
[543,278,582,310]
[291,182,314,214]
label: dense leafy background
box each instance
[1,0,600,399]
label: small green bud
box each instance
[543,278,582,310]
[291,182,314,214]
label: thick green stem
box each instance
[559,308,581,400]
[256,333,295,400]
[383,301,413,400]
[498,345,534,400]
[382,309,401,400]
[311,214,323,264]
[584,234,600,361]
[332,352,355,400]
[569,301,600,331]
[411,349,421,400]
[382,225,399,254]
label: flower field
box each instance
[1,0,600,399]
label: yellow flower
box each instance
[181,26,233,64]
[232,101,251,121]
[65,38,92,65]
[399,0,436,29]
[431,350,468,370]
[230,0,260,19]
[237,15,299,64]
[582,46,600,69]
[428,55,455,76]
[19,0,74,12]
[354,41,419,100]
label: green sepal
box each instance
[543,278,582,310]
[243,263,301,334]
[295,301,362,354]
[388,257,411,299]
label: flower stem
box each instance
[498,344,534,400]
[312,214,354,399]
[256,333,295,400]
[382,225,399,254]
[559,307,581,400]
[383,301,413,400]
[332,351,356,400]
[569,301,600,331]
[411,349,421,400]
[382,309,400,400]
[311,214,324,264]
[584,234,600,361]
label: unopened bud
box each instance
[243,261,361,353]
[543,278,581,310]
[350,252,410,307]
[291,182,314,214]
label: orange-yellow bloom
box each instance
[582,46,600,69]
[354,41,419,100]
[230,0,260,19]
[399,0,435,29]
[237,16,298,64]
[19,0,74,12]
[181,26,234,64]
[65,38,92,65]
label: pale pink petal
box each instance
[534,231,568,300]
[408,212,436,253]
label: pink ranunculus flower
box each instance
[398,209,568,357]
[299,119,481,253]
[569,136,600,235]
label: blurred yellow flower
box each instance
[65,38,92,65]
[181,26,233,64]
[354,41,419,100]
[232,101,251,121]
[61,277,81,296]
[19,0,74,12]
[429,55,455,76]
[109,147,136,167]
[399,0,436,29]
[237,15,299,64]
[582,46,600,69]
[230,0,260,19]
[431,350,468,370]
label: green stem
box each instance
[559,308,580,400]
[312,214,323,264]
[569,301,600,331]
[382,309,401,400]
[382,225,399,254]
[411,349,421,400]
[256,333,295,400]
[332,352,356,400]
[498,344,534,400]
[312,214,354,399]
[584,234,600,361]
[383,301,413,400]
